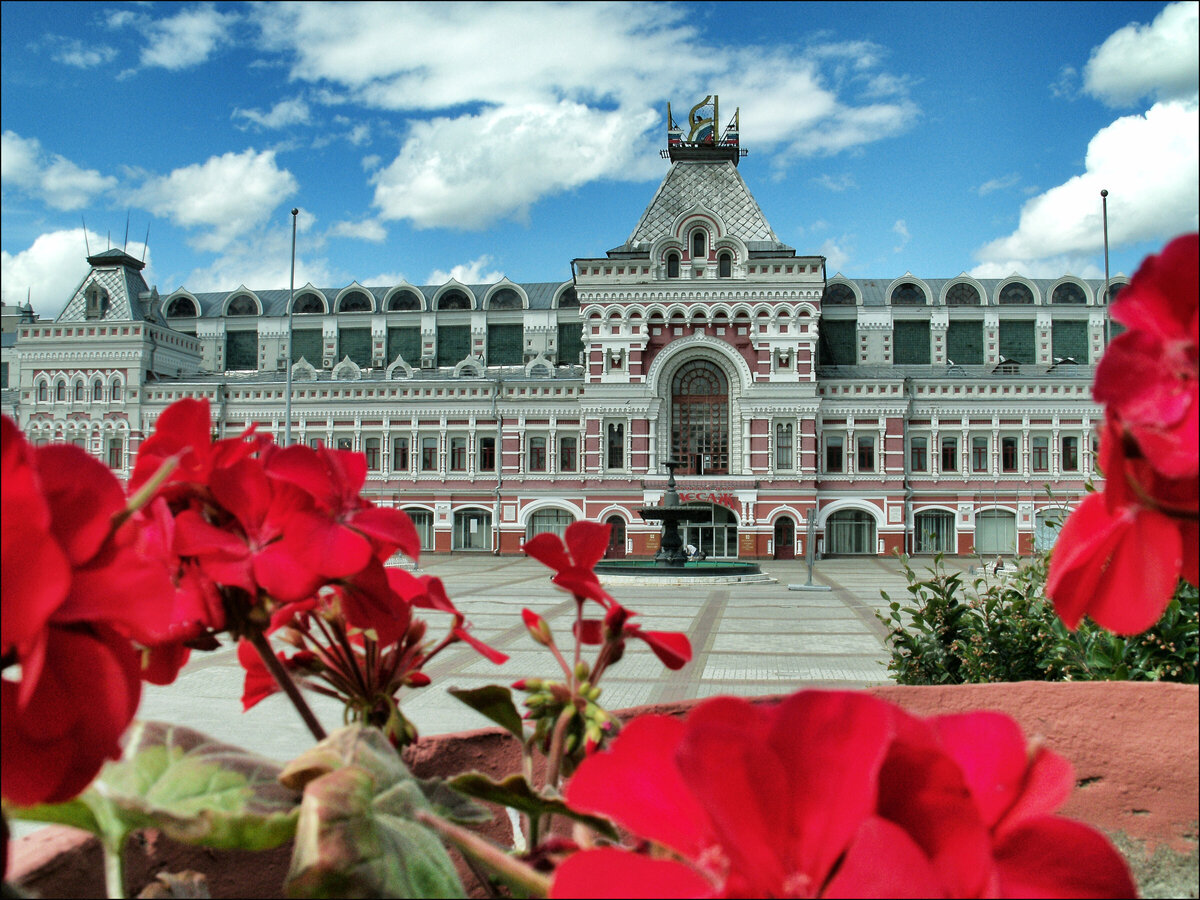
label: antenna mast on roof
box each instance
[123,210,130,251]
[142,221,151,263]
[82,217,91,256]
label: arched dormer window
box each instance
[488,288,522,310]
[166,296,198,318]
[338,291,372,313]
[946,282,981,305]
[387,289,422,312]
[437,289,471,311]
[557,286,579,308]
[93,379,103,401]
[692,230,707,260]
[293,293,324,314]
[890,282,926,305]
[666,253,680,279]
[1052,283,1086,305]
[228,295,258,316]
[822,283,856,305]
[998,282,1034,305]
[718,252,732,278]
[85,286,109,320]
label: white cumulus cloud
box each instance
[328,218,387,243]
[1084,1,1199,107]
[425,256,505,286]
[233,98,311,130]
[130,149,299,251]
[1,131,116,210]
[973,100,1199,272]
[139,4,237,70]
[1,229,149,318]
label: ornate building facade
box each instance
[6,102,1123,560]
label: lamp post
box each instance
[1101,190,1110,348]
[284,207,299,447]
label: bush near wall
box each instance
[878,550,1198,685]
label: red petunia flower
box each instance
[554,691,1135,899]
[522,520,615,608]
[602,603,692,670]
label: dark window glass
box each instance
[38,382,48,402]
[421,437,438,471]
[387,289,422,311]
[528,437,547,471]
[338,327,372,367]
[478,437,496,471]
[606,423,624,469]
[559,436,577,472]
[857,436,875,472]
[1052,283,1086,304]
[557,321,584,366]
[167,296,198,317]
[890,282,926,305]
[1052,321,1089,363]
[946,282,981,305]
[946,321,983,365]
[436,325,471,367]
[293,294,324,314]
[972,437,989,472]
[1105,283,1127,305]
[107,438,123,469]
[692,231,706,259]
[910,437,927,472]
[818,319,857,366]
[718,253,732,278]
[228,295,258,316]
[558,287,579,308]
[666,253,680,278]
[92,380,103,400]
[438,289,471,311]
[291,329,322,364]
[1032,437,1049,472]
[225,330,258,370]
[74,382,83,401]
[671,361,728,475]
[450,437,467,471]
[339,291,372,313]
[941,437,958,472]
[392,437,410,471]
[825,436,844,473]
[387,327,420,364]
[998,282,1034,305]
[55,382,65,401]
[893,320,931,364]
[775,424,793,470]
[999,320,1036,365]
[112,381,121,401]
[489,288,522,309]
[364,438,381,471]
[488,323,524,366]
[822,284,856,305]
[1062,436,1079,471]
[1002,437,1019,472]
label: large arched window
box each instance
[822,283,856,305]
[998,282,1034,305]
[946,282,981,305]
[825,510,876,555]
[293,293,324,314]
[671,360,729,475]
[526,509,574,542]
[227,295,258,316]
[338,291,373,313]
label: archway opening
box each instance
[773,517,795,559]
[825,510,876,555]
[681,504,739,559]
[671,360,729,475]
[975,510,1017,555]
[605,516,627,559]
[914,510,955,554]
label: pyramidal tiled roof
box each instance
[617,160,792,253]
[57,263,152,323]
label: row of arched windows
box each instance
[36,376,122,403]
[824,279,1126,307]
[165,286,580,319]
[665,249,735,279]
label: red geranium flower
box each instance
[554,691,1135,899]
[523,520,615,608]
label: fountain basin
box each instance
[595,559,774,585]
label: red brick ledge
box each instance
[8,682,1197,898]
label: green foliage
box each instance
[878,553,1198,685]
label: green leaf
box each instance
[6,721,299,853]
[447,685,526,740]
[448,772,619,841]
[414,777,491,825]
[284,726,464,899]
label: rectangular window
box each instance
[528,436,547,472]
[336,437,353,452]
[559,436,577,472]
[557,322,584,366]
[857,436,875,473]
[999,320,1036,365]
[1032,437,1049,472]
[775,423,794,470]
[364,437,381,471]
[1051,320,1089,364]
[825,436,844,473]
[436,325,471,368]
[392,437,409,471]
[478,436,496,471]
[224,330,258,371]
[107,438,123,469]
[386,327,420,365]
[910,437,927,473]
[1001,437,1019,472]
[421,437,438,472]
[487,323,524,366]
[1062,436,1079,471]
[941,437,958,472]
[450,437,467,472]
[972,436,989,472]
[338,327,372,368]
[291,329,322,365]
[308,437,322,450]
[818,320,857,367]
[893,320,931,365]
[946,321,984,365]
[606,423,624,469]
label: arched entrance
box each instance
[526,509,574,542]
[825,510,876,555]
[453,509,492,551]
[975,510,1017,555]
[671,360,729,475]
[914,510,955,554]
[1034,508,1068,553]
[605,516,626,559]
[773,517,795,559]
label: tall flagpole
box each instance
[284,208,299,447]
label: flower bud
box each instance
[574,660,591,682]
[522,608,554,646]
[512,677,543,692]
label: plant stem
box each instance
[414,810,551,899]
[248,628,327,742]
[102,840,126,900]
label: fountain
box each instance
[594,460,770,584]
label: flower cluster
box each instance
[554,690,1136,898]
[1048,233,1199,634]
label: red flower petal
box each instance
[931,712,1038,828]
[822,816,946,899]
[550,848,713,899]
[564,520,611,573]
[35,444,125,567]
[632,628,692,669]
[522,532,572,573]
[993,816,1137,899]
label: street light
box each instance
[284,207,299,447]
[1101,190,1110,349]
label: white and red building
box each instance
[6,104,1123,560]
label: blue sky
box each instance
[2,1,1197,318]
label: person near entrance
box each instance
[686,542,706,561]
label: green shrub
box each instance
[878,552,1198,685]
